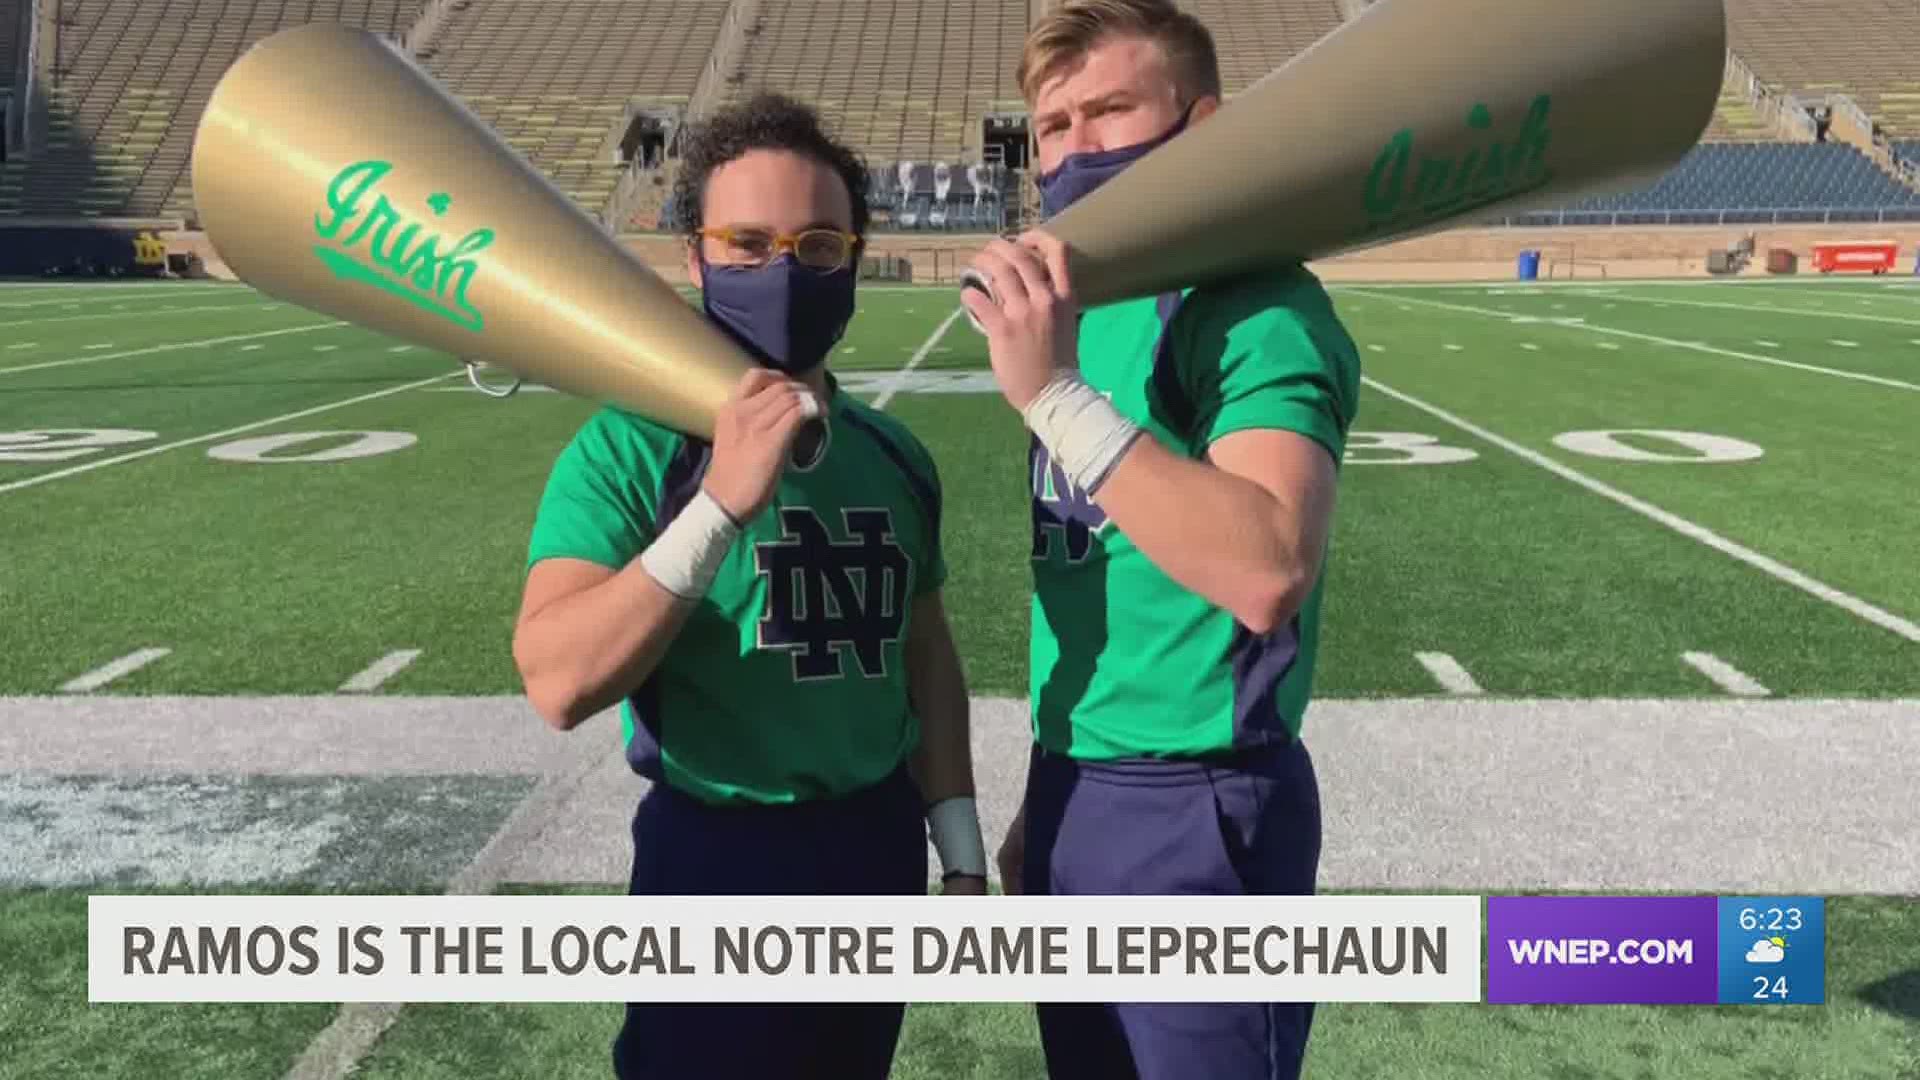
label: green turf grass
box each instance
[0,888,340,1080]
[4,280,1916,697]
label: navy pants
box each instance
[1022,737,1323,1080]
[611,765,928,1080]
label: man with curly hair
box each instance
[512,91,986,1080]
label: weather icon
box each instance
[1746,937,1786,964]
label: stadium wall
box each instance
[612,225,1920,284]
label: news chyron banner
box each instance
[1486,896,1827,1005]
[86,894,1825,1004]
[89,896,1481,1003]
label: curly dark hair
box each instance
[669,91,870,243]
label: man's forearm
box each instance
[1091,436,1315,634]
[515,560,695,729]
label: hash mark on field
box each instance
[1414,652,1483,695]
[388,345,412,353]
[1367,344,1385,352]
[1520,343,1539,351]
[1830,340,1860,348]
[241,344,264,351]
[85,343,114,350]
[1681,652,1770,697]
[1353,291,1920,392]
[340,650,423,693]
[872,307,965,410]
[1362,375,1920,644]
[1444,344,1464,351]
[314,345,338,353]
[60,648,170,693]
[1597,342,1620,350]
[1755,340,1780,349]
[6,342,36,350]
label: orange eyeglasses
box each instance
[696,226,858,271]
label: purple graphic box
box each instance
[1487,896,1719,1004]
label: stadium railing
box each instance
[7,0,39,158]
[1489,207,1920,227]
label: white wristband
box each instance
[637,488,740,600]
[1021,372,1143,495]
[927,795,988,879]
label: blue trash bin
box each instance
[1518,249,1541,281]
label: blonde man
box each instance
[960,2,1361,1077]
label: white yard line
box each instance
[871,307,965,410]
[0,322,347,376]
[1362,375,1920,644]
[0,372,459,496]
[1681,652,1771,697]
[0,285,239,307]
[339,650,423,693]
[1599,290,1920,327]
[59,648,171,693]
[1414,652,1484,695]
[1351,290,1920,393]
[0,302,264,329]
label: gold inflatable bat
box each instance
[963,0,1726,316]
[191,23,824,460]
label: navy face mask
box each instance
[1036,106,1192,219]
[699,254,857,375]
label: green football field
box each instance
[2,274,1917,1078]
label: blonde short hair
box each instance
[1017,0,1222,107]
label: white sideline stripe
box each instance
[1361,375,1920,644]
[1681,652,1771,697]
[0,284,236,305]
[0,302,261,329]
[1602,291,1920,327]
[60,648,170,693]
[1415,652,1483,695]
[1350,290,1920,393]
[871,306,965,409]
[0,322,346,376]
[339,650,423,693]
[0,372,459,496]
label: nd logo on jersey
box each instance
[754,506,911,681]
[1031,436,1111,563]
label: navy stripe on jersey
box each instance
[1149,290,1197,444]
[626,434,713,781]
[1229,616,1301,747]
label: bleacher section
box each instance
[0,0,424,219]
[1176,0,1342,96]
[1727,0,1920,140]
[1552,142,1920,222]
[1702,70,1783,142]
[721,0,1028,165]
[421,0,730,216]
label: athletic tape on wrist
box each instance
[637,488,739,600]
[926,795,988,879]
[1021,373,1143,496]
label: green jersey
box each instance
[1028,267,1360,760]
[526,379,945,805]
